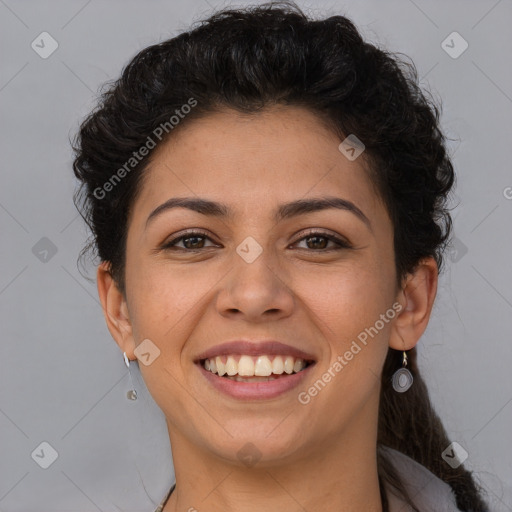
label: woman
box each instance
[72,2,490,511]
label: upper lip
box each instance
[194,340,317,363]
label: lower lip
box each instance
[196,362,315,400]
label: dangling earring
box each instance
[123,351,138,400]
[392,350,413,392]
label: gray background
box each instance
[1,0,511,510]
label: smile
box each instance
[197,354,316,400]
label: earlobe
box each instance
[96,261,136,358]
[389,257,438,351]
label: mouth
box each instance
[199,354,316,381]
[195,354,317,400]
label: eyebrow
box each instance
[145,196,372,232]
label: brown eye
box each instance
[293,231,352,251]
[160,229,351,253]
[304,235,329,250]
[161,230,217,251]
[180,235,207,249]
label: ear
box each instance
[96,261,136,360]
[389,257,438,351]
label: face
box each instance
[115,106,402,465]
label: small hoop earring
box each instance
[123,351,138,400]
[392,350,413,393]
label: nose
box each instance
[215,246,295,323]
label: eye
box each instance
[159,229,352,252]
[291,230,352,251]
[161,230,218,251]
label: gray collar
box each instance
[382,446,460,511]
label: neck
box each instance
[163,400,383,512]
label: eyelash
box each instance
[160,229,352,252]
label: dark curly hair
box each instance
[71,2,489,510]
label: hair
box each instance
[71,2,489,510]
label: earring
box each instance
[123,351,138,400]
[392,350,413,392]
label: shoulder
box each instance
[380,445,461,511]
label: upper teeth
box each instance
[203,355,309,377]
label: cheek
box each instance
[125,260,204,341]
[296,264,394,416]
[293,262,395,408]
[125,258,231,362]
[296,258,394,337]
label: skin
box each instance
[97,106,437,512]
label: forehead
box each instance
[131,106,385,226]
